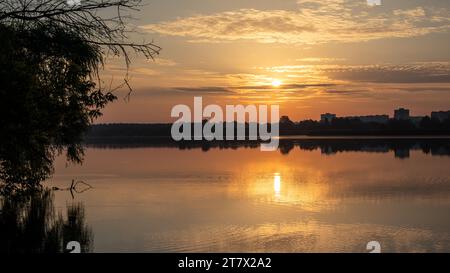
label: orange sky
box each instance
[96,0,450,123]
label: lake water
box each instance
[7,138,450,252]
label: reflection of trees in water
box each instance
[84,137,450,158]
[0,189,93,253]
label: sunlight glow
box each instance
[271,79,282,87]
[274,173,281,197]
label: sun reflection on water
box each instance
[274,173,281,199]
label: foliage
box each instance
[0,0,160,191]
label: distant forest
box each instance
[86,116,450,139]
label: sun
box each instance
[271,79,282,87]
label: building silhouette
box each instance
[394,108,410,120]
[320,113,336,123]
[431,111,450,122]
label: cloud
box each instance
[152,58,178,66]
[393,7,426,17]
[323,63,450,83]
[123,86,234,98]
[173,86,233,94]
[263,62,450,84]
[132,67,160,76]
[236,83,336,91]
[141,0,450,45]
[388,84,450,93]
[167,83,337,95]
[121,60,450,102]
[295,58,347,63]
[142,9,315,44]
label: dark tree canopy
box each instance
[0,0,160,192]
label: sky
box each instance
[98,0,450,123]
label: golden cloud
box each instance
[141,0,450,45]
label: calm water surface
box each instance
[44,140,450,253]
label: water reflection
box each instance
[42,140,450,252]
[84,137,450,159]
[2,138,448,253]
[0,189,93,253]
[273,173,281,199]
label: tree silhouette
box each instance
[0,189,93,253]
[0,0,160,192]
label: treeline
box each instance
[87,122,276,138]
[280,116,450,135]
[85,117,450,139]
[87,123,173,138]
